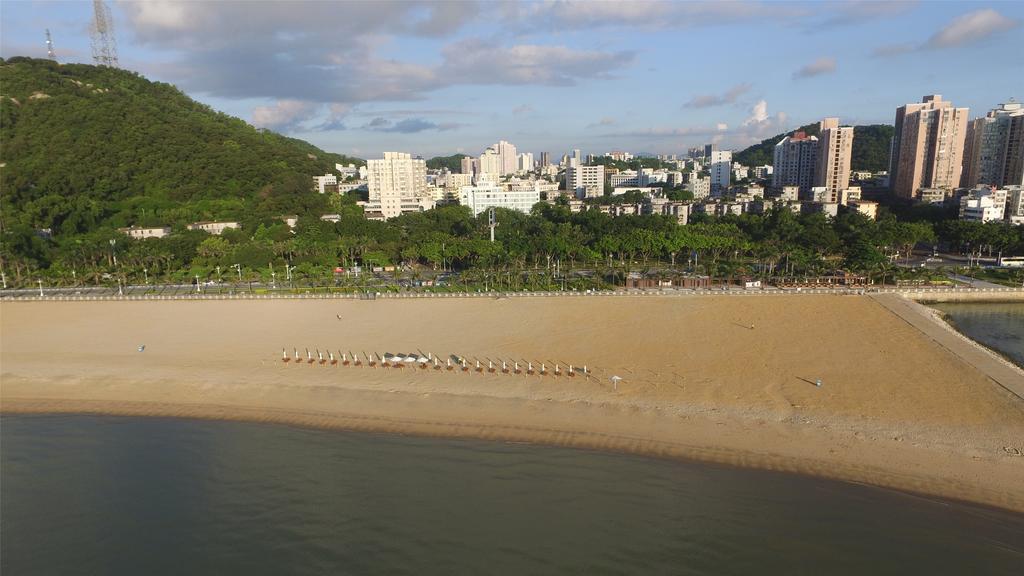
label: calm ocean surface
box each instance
[932,302,1024,368]
[2,414,1023,575]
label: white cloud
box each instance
[512,1,804,31]
[117,1,633,106]
[439,39,633,86]
[743,100,769,126]
[793,57,837,79]
[251,99,319,131]
[872,8,1018,57]
[716,123,729,131]
[684,83,752,108]
[924,8,1018,49]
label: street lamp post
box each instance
[38,279,43,297]
[143,268,148,285]
[232,264,242,283]
[195,274,201,293]
[109,239,117,267]
[271,270,277,289]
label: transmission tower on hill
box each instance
[45,29,56,61]
[90,0,119,67]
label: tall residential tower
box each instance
[889,95,969,200]
[813,117,854,202]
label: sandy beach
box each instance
[2,294,1023,511]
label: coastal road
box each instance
[870,293,1024,402]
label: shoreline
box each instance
[3,295,1023,512]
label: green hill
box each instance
[0,57,362,235]
[734,123,894,173]
[426,153,469,172]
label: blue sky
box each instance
[2,1,1022,160]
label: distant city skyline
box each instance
[2,1,1021,158]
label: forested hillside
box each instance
[426,154,469,172]
[0,57,362,235]
[734,123,894,172]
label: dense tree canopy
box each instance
[425,154,469,172]
[0,57,362,235]
[734,123,894,172]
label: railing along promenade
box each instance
[2,285,1022,302]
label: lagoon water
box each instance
[932,302,1024,368]
[3,414,1023,575]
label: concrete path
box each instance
[946,273,1007,290]
[871,293,1024,402]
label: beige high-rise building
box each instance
[813,117,854,202]
[889,95,969,200]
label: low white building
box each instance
[120,226,172,239]
[460,182,540,216]
[188,221,240,235]
[313,174,338,194]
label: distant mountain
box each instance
[734,123,894,173]
[0,57,363,235]
[426,154,469,172]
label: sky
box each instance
[2,0,1022,160]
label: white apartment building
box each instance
[460,182,540,216]
[687,176,711,199]
[365,152,432,220]
[710,150,732,195]
[1006,186,1024,219]
[313,174,338,194]
[959,186,1008,222]
[335,163,361,178]
[772,131,818,197]
[963,100,1024,188]
[566,164,605,198]
[752,165,773,179]
[443,173,474,189]
[610,170,639,187]
[479,148,503,180]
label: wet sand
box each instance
[2,295,1023,510]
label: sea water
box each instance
[2,415,1022,575]
[932,302,1024,368]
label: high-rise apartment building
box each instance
[365,152,431,220]
[889,95,969,200]
[540,152,550,167]
[479,148,502,179]
[460,156,478,175]
[772,131,819,196]
[709,150,731,195]
[570,149,582,167]
[962,100,1024,188]
[495,140,518,175]
[814,117,854,202]
[517,152,534,172]
[566,164,604,198]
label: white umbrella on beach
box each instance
[610,375,622,391]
